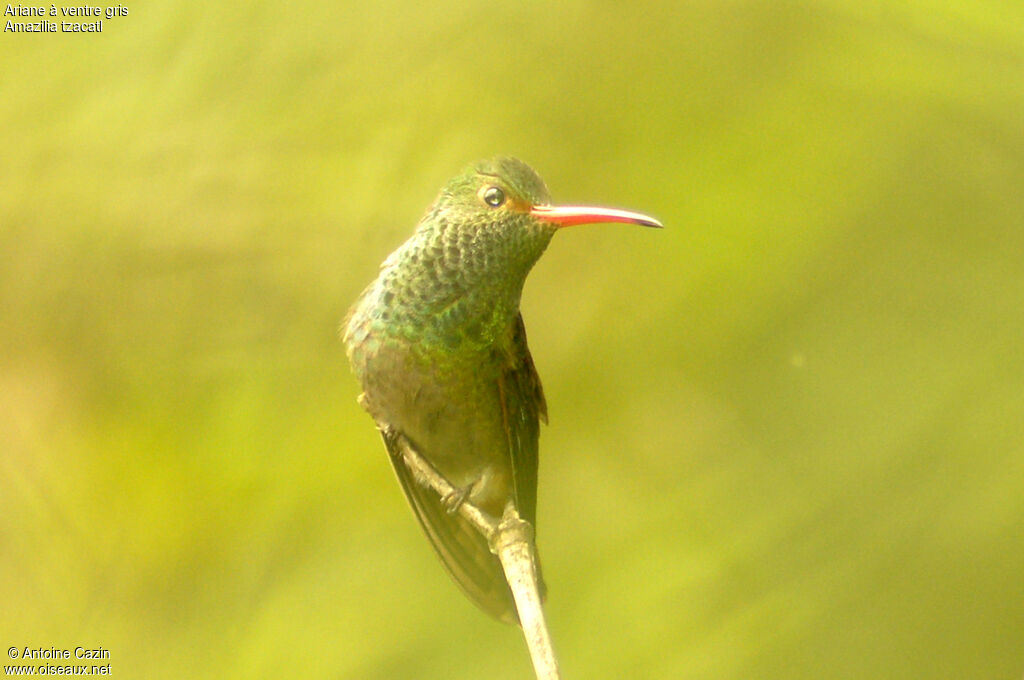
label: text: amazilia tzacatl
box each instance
[344,157,661,623]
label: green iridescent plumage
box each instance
[344,157,660,623]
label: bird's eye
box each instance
[482,186,506,208]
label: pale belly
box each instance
[355,337,513,515]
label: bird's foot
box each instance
[441,484,473,515]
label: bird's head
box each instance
[423,157,661,284]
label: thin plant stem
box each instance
[387,429,561,680]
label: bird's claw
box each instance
[441,485,472,514]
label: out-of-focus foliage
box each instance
[2,1,1022,678]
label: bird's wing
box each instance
[500,312,548,529]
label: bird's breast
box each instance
[348,308,512,502]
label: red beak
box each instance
[530,204,663,229]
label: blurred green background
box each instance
[2,1,1023,678]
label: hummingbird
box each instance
[343,157,661,623]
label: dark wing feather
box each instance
[502,313,547,529]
